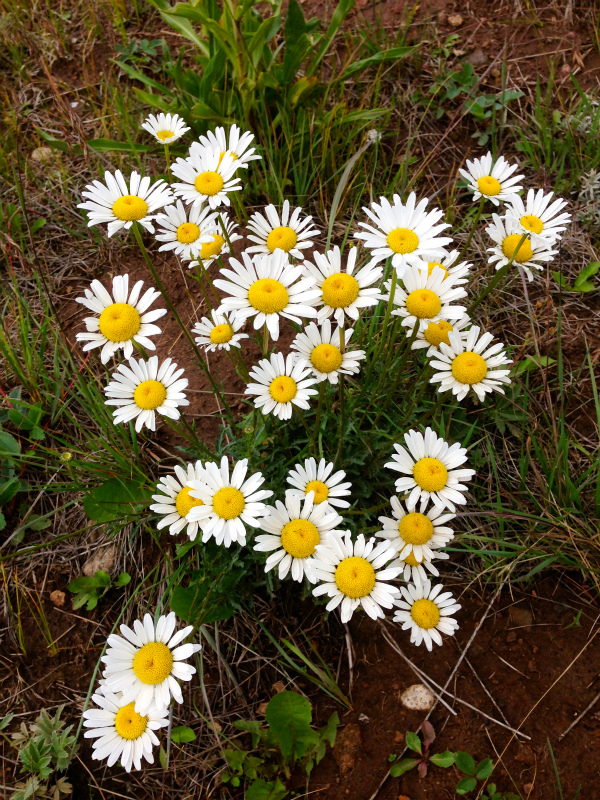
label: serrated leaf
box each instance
[265,691,313,763]
[454,751,476,776]
[430,750,455,768]
[171,726,196,743]
[405,730,422,754]
[456,775,478,794]
[389,757,420,777]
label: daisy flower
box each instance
[393,579,461,651]
[195,124,261,169]
[82,690,169,772]
[385,427,475,512]
[377,496,455,564]
[246,200,320,261]
[420,249,472,285]
[104,355,188,432]
[215,249,320,341]
[189,212,242,269]
[192,309,248,352]
[458,152,523,205]
[391,548,450,585]
[309,532,401,623]
[172,146,241,210]
[385,264,467,333]
[154,200,219,260]
[75,274,166,364]
[303,246,382,326]
[354,193,452,277]
[101,612,201,714]
[78,170,174,236]
[505,188,571,245]
[411,314,472,354]
[149,461,206,541]
[187,456,272,547]
[254,493,343,582]
[291,320,366,384]
[141,112,190,144]
[486,213,557,281]
[430,325,512,402]
[246,352,318,421]
[286,457,352,509]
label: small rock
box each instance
[467,48,487,66]
[82,545,117,577]
[437,10,447,24]
[509,606,533,628]
[30,146,54,163]
[394,730,404,743]
[358,712,370,724]
[50,590,65,607]
[448,13,464,27]
[333,723,362,775]
[400,684,435,711]
[271,681,285,694]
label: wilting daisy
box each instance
[354,193,452,277]
[82,690,169,772]
[291,320,366,384]
[104,355,188,432]
[386,265,467,333]
[309,532,400,623]
[78,170,174,236]
[192,309,248,352]
[377,496,455,564]
[420,250,472,285]
[101,612,201,714]
[187,456,272,547]
[458,152,523,205]
[189,212,242,269]
[246,200,320,261]
[391,549,449,585]
[254,494,343,582]
[215,249,319,341]
[286,457,352,509]
[411,314,472,354]
[246,352,318,420]
[430,325,512,402]
[75,274,166,364]
[385,428,475,512]
[172,146,241,210]
[303,246,382,326]
[154,200,219,260]
[141,112,190,144]
[486,213,557,281]
[149,461,206,541]
[393,580,461,651]
[505,188,571,245]
[195,124,261,169]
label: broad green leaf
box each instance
[83,477,151,522]
[116,59,176,97]
[389,757,420,777]
[159,744,167,770]
[265,691,312,762]
[476,757,494,780]
[512,355,556,377]
[113,572,131,587]
[574,261,600,292]
[171,726,196,743]
[247,15,281,69]
[305,0,355,78]
[335,44,422,83]
[87,138,156,154]
[0,477,21,504]
[405,730,422,754]
[147,0,210,55]
[430,750,455,768]
[454,751,476,776]
[282,0,318,85]
[170,584,235,625]
[246,778,288,800]
[0,509,5,530]
[456,776,478,794]
[0,430,20,456]
[67,571,112,593]
[36,129,72,153]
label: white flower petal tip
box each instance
[291,319,365,384]
[192,309,248,353]
[141,112,190,145]
[458,152,524,206]
[286,456,352,509]
[246,351,318,420]
[393,579,461,651]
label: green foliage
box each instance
[67,570,131,611]
[170,726,196,743]
[83,477,152,523]
[389,723,455,778]
[552,261,600,293]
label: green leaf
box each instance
[574,261,600,292]
[456,776,478,794]
[0,477,21,504]
[114,572,131,587]
[476,758,494,780]
[265,691,312,763]
[282,0,316,85]
[147,0,210,55]
[335,44,422,83]
[36,129,72,153]
[0,712,14,731]
[389,757,420,777]
[88,138,156,154]
[305,0,355,78]
[454,751,476,776]
[430,750,455,768]
[512,355,556,377]
[83,477,151,522]
[405,731,422,754]
[246,778,288,800]
[159,744,167,770]
[170,584,235,625]
[0,509,5,530]
[0,430,20,456]
[171,726,196,743]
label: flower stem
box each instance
[373,263,397,364]
[336,320,346,466]
[467,232,528,316]
[295,407,315,451]
[457,196,485,263]
[164,144,171,183]
[261,323,269,357]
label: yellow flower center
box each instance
[133,380,167,410]
[321,273,360,309]
[280,518,320,559]
[427,261,448,278]
[402,552,422,567]
[247,278,289,314]
[310,343,343,373]
[405,289,442,319]
[194,171,224,196]
[112,195,149,221]
[424,320,453,348]
[335,556,376,599]
[156,130,175,142]
[175,486,204,518]
[413,457,448,492]
[387,227,419,254]
[399,512,434,545]
[266,226,298,254]
[476,176,502,197]
[210,323,234,344]
[305,480,329,504]
[132,642,173,685]
[269,376,297,403]
[520,214,544,235]
[114,703,148,740]
[502,234,533,263]
[451,351,488,385]
[98,302,141,342]
[200,234,225,259]
[176,222,200,244]
[212,486,245,519]
[410,598,441,629]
